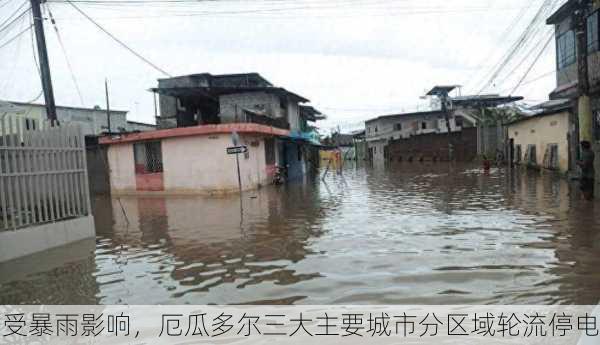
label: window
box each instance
[421,122,427,130]
[375,126,378,133]
[264,138,275,164]
[133,141,163,174]
[557,30,576,69]
[455,116,463,128]
[594,110,600,140]
[588,11,599,53]
[394,123,402,131]
[25,119,36,130]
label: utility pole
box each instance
[105,79,111,134]
[427,86,456,161]
[30,0,58,125]
[574,0,592,143]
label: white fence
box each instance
[0,116,91,231]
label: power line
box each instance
[475,0,560,94]
[0,23,32,51]
[65,0,172,77]
[510,33,554,94]
[0,0,29,36]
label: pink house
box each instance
[99,123,289,194]
[99,73,324,195]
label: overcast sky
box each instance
[0,0,562,131]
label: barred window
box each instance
[557,30,576,69]
[134,141,163,174]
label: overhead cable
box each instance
[65,0,172,77]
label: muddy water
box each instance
[1,164,600,305]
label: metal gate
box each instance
[0,116,91,231]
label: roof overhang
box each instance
[451,95,524,108]
[151,86,309,103]
[546,0,579,25]
[99,123,290,145]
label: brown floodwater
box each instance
[1,163,600,305]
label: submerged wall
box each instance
[106,133,271,194]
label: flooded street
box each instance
[1,164,600,305]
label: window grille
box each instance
[134,141,163,174]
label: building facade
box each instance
[0,101,155,136]
[547,0,600,180]
[365,110,466,164]
[101,73,323,195]
[507,108,572,174]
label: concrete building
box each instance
[365,110,469,164]
[546,1,600,180]
[100,124,289,194]
[0,100,155,136]
[101,73,324,195]
[507,102,573,174]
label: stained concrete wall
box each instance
[365,112,462,143]
[162,134,268,193]
[107,143,137,193]
[106,133,270,194]
[0,216,95,263]
[219,92,283,122]
[507,112,570,173]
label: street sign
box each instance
[227,145,248,155]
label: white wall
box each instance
[162,134,269,193]
[107,143,137,192]
[366,113,461,142]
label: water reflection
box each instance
[0,164,599,305]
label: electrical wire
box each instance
[475,0,560,94]
[0,1,29,38]
[46,3,85,105]
[0,23,32,51]
[65,0,172,77]
[510,33,554,94]
[26,10,43,103]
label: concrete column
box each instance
[578,95,593,142]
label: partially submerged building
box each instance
[365,109,469,163]
[100,73,324,194]
[507,99,573,174]
[364,92,523,164]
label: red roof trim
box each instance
[99,123,290,145]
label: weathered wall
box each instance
[3,103,129,135]
[107,134,271,194]
[107,143,137,192]
[87,146,110,195]
[127,121,156,132]
[161,134,268,193]
[387,127,478,162]
[507,112,570,173]
[365,112,462,143]
[219,92,283,122]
